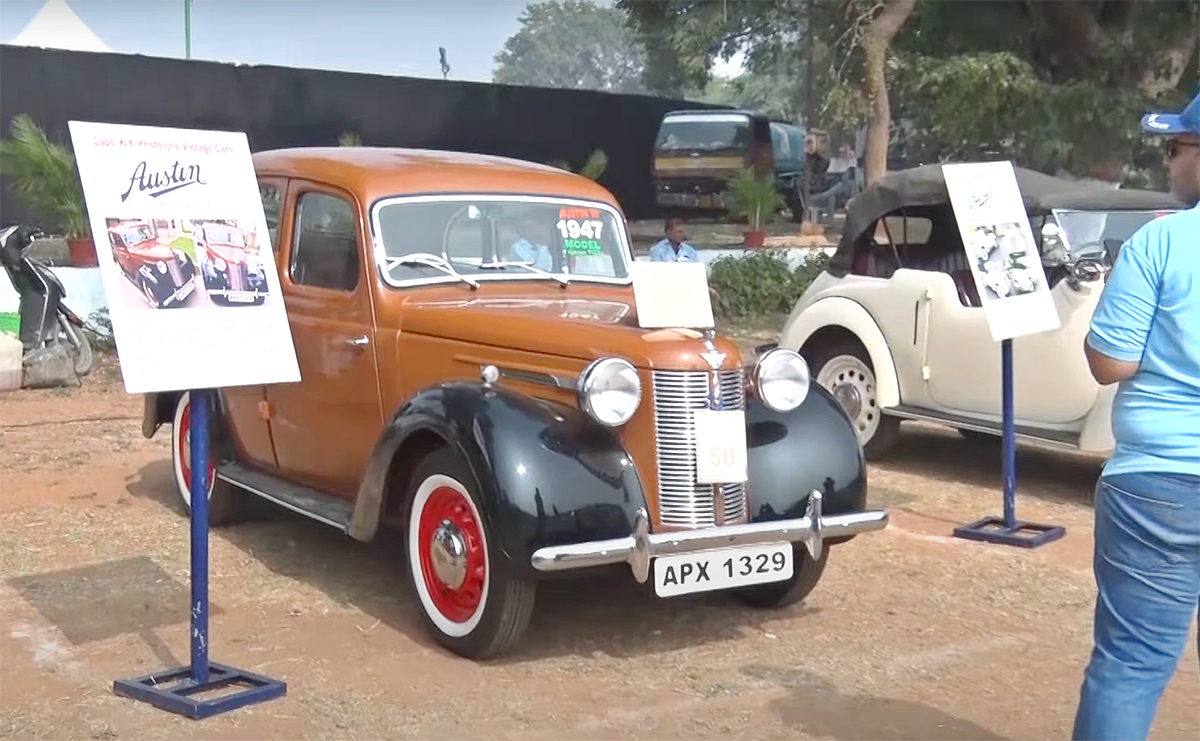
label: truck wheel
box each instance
[171,391,244,526]
[729,547,828,609]
[808,342,900,459]
[405,447,536,660]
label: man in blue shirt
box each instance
[509,215,554,272]
[648,218,700,262]
[1072,90,1200,741]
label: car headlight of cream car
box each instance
[754,347,811,412]
[576,357,641,427]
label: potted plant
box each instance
[546,148,608,181]
[0,114,95,266]
[725,166,785,248]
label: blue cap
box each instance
[1141,91,1200,136]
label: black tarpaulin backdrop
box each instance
[0,44,726,228]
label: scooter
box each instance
[0,224,93,378]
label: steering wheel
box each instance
[1069,250,1110,286]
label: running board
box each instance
[217,462,353,531]
[885,405,1081,450]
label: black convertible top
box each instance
[830,163,1182,274]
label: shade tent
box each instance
[8,0,111,53]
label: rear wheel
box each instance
[808,342,900,459]
[405,447,536,660]
[729,547,828,608]
[171,391,245,525]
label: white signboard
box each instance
[942,161,1061,341]
[630,260,715,329]
[68,121,300,394]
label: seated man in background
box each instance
[509,214,554,271]
[649,218,699,262]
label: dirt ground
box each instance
[1,355,1197,741]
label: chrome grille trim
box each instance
[229,262,248,291]
[650,368,747,528]
[166,259,183,286]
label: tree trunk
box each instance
[862,0,918,185]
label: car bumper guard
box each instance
[530,489,889,583]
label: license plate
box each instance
[693,409,748,483]
[654,542,793,598]
[226,291,255,303]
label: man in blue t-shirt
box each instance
[648,218,699,262]
[1072,91,1200,741]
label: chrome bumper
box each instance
[530,490,888,583]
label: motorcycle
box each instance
[0,224,93,378]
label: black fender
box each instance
[349,382,649,581]
[745,381,868,544]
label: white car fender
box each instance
[1077,383,1116,453]
[779,296,901,409]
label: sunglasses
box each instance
[1166,139,1200,159]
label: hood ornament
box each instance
[700,350,726,369]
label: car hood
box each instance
[206,243,253,265]
[399,293,744,372]
[126,239,176,260]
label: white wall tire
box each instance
[809,343,900,459]
[405,448,535,660]
[170,392,243,525]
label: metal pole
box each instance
[185,0,192,59]
[803,0,814,221]
[189,388,210,684]
[1001,339,1016,529]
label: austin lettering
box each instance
[120,160,207,202]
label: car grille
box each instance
[650,369,747,528]
[166,260,183,286]
[229,262,248,291]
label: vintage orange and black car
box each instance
[140,147,888,659]
[107,219,198,309]
[193,220,270,306]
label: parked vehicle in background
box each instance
[652,109,809,222]
[776,164,1181,459]
[107,219,198,309]
[140,146,889,660]
[193,221,270,306]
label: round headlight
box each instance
[577,357,641,427]
[213,256,227,271]
[755,347,810,412]
[156,260,167,274]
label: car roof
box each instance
[252,147,622,208]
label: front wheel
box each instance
[808,342,900,459]
[405,447,536,660]
[728,547,828,608]
[171,391,245,525]
[57,314,92,376]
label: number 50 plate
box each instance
[653,542,793,598]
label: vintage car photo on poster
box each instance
[140,146,890,661]
[192,219,271,306]
[968,221,1042,299]
[105,217,199,310]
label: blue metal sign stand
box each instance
[953,339,1066,548]
[113,389,286,719]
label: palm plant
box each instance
[547,148,608,181]
[0,114,89,239]
[725,166,786,232]
[338,130,363,147]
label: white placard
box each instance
[630,260,714,329]
[942,161,1061,341]
[68,121,300,394]
[693,409,748,484]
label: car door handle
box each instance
[346,335,369,349]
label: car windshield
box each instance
[120,225,155,246]
[372,196,632,285]
[202,226,246,248]
[1053,209,1173,258]
[655,116,751,153]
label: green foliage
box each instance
[85,307,116,352]
[338,131,362,146]
[0,114,89,239]
[494,0,647,92]
[709,249,831,320]
[724,167,786,230]
[546,148,609,180]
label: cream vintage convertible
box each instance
[777,164,1181,458]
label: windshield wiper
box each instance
[386,252,479,289]
[478,259,571,287]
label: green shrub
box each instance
[709,249,830,320]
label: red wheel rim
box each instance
[417,485,486,623]
[178,400,215,494]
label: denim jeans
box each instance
[1072,471,1200,741]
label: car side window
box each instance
[259,182,282,250]
[289,191,360,292]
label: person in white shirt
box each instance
[648,218,699,262]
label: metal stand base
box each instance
[952,516,1066,549]
[113,662,286,720]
